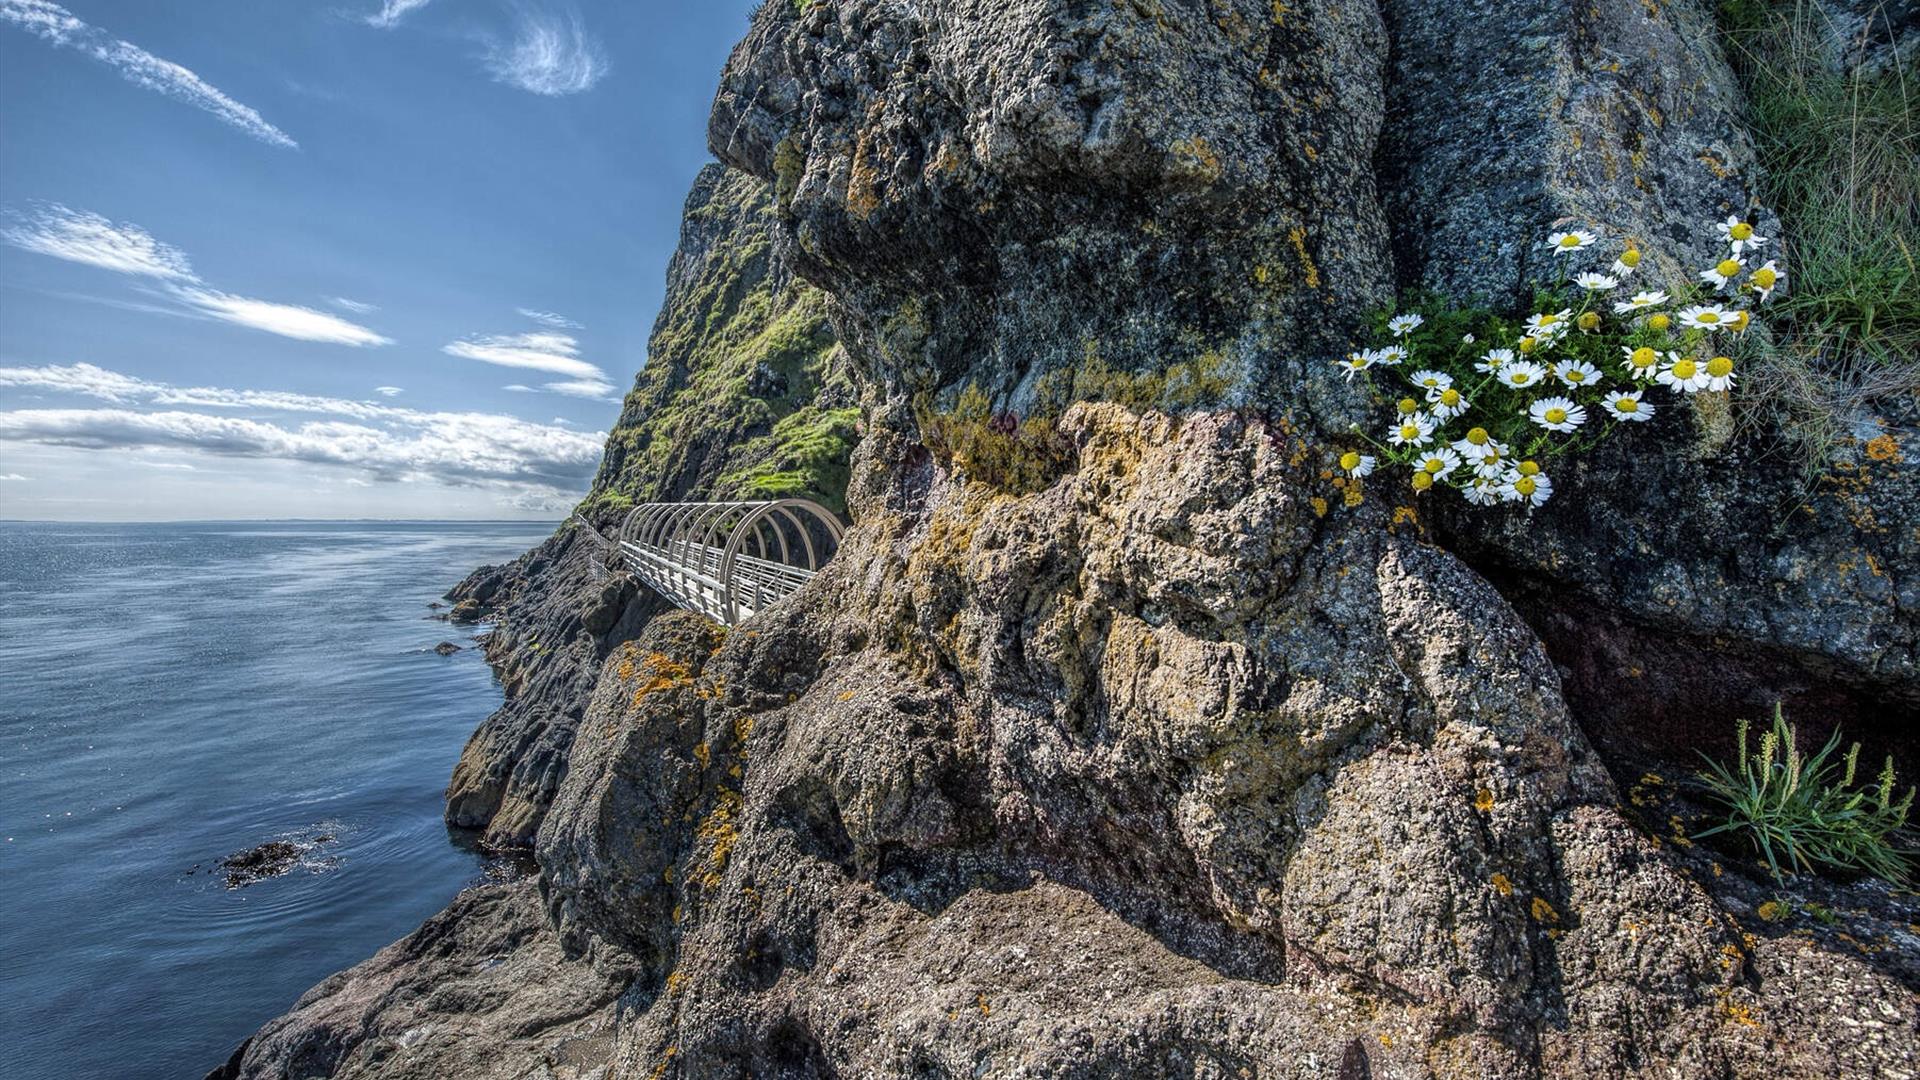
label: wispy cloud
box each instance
[373,386,404,397]
[172,288,393,347]
[444,329,598,380]
[485,7,606,96]
[330,296,378,314]
[0,472,28,481]
[518,307,580,329]
[0,0,297,148]
[4,204,391,347]
[543,378,616,399]
[0,362,604,497]
[364,0,432,29]
[3,203,194,280]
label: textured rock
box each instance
[711,0,1394,411]
[207,881,632,1080]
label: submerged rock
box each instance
[431,641,462,657]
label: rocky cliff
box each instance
[215,1,1918,1077]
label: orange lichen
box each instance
[1474,788,1496,812]
[1864,433,1901,463]
[1491,873,1514,897]
[1530,897,1560,923]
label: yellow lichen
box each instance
[1530,896,1560,923]
[1491,873,1514,897]
[1286,226,1321,289]
[1865,433,1901,463]
[1473,788,1496,812]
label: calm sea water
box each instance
[0,521,550,1079]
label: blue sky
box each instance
[0,0,758,520]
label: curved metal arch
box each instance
[613,497,845,626]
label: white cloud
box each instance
[517,307,581,329]
[0,472,28,480]
[485,7,606,96]
[543,378,617,400]
[373,386,403,397]
[0,0,297,148]
[503,384,536,393]
[444,330,601,380]
[172,287,393,347]
[130,459,195,470]
[3,204,391,347]
[3,204,194,280]
[364,0,432,28]
[0,362,605,496]
[330,296,378,314]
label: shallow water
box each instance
[0,521,548,1079]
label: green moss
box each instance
[579,169,859,519]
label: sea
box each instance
[0,521,551,1079]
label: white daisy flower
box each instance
[1574,271,1619,291]
[1476,348,1515,375]
[1415,447,1463,481]
[1612,290,1668,315]
[1334,351,1375,380]
[1700,256,1746,291]
[1610,247,1643,277]
[1464,475,1503,505]
[1676,304,1733,331]
[1462,333,1476,344]
[1387,414,1436,447]
[1619,345,1664,381]
[1427,385,1470,420]
[1498,360,1548,390]
[1523,309,1575,338]
[1408,369,1452,393]
[1747,259,1784,301]
[1545,230,1598,255]
[1338,450,1376,478]
[1451,426,1496,460]
[1500,467,1553,507]
[1553,359,1601,388]
[1473,441,1514,479]
[1716,215,1769,255]
[1601,390,1654,421]
[1388,313,1425,337]
[1656,355,1711,393]
[1374,345,1409,367]
[1703,355,1736,392]
[1528,395,1587,433]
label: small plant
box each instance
[1335,214,1783,506]
[1694,704,1915,883]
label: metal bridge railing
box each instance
[606,499,844,625]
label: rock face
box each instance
[220,0,1920,1076]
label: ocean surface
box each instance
[0,521,551,1079]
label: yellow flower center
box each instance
[1620,248,1642,267]
[1518,337,1537,354]
[1537,313,1559,326]
[1615,397,1639,413]
[1696,311,1720,324]
[1439,388,1461,407]
[1578,312,1601,331]
[1510,372,1531,385]
[1340,451,1361,471]
[1544,407,1568,424]
[1411,471,1434,490]
[1557,236,1581,249]
[1514,476,1537,496]
[1630,346,1657,369]
[1649,314,1671,331]
[1729,222,1754,241]
[1518,461,1541,476]
[1752,268,1777,288]
[1564,368,1587,383]
[1716,258,1742,278]
[1467,427,1489,445]
[1423,458,1445,474]
[1672,359,1698,379]
[1731,311,1751,330]
[1398,397,1419,415]
[1399,424,1420,440]
[1707,356,1733,377]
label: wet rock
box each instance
[218,841,306,889]
[432,641,463,656]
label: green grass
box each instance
[1694,703,1915,884]
[1719,0,1920,457]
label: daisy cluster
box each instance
[1332,217,1783,508]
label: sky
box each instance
[0,0,759,520]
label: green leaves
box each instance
[1695,704,1915,884]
